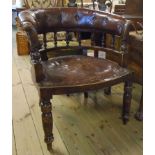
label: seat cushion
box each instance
[40,55,130,88]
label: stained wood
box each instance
[41,55,130,88]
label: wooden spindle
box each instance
[54,32,57,47]
[111,34,115,49]
[66,31,69,47]
[91,33,99,58]
[91,32,95,46]
[78,32,81,46]
[101,32,106,47]
[43,33,47,49]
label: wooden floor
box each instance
[12,27,143,155]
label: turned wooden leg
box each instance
[104,87,111,95]
[122,80,132,124]
[135,93,143,121]
[40,90,54,151]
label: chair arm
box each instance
[19,20,44,82]
[121,20,132,51]
[20,21,41,63]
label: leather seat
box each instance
[41,55,130,89]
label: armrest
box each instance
[121,20,133,50]
[18,11,44,82]
[18,11,41,62]
[22,21,41,61]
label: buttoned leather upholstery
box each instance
[19,8,127,34]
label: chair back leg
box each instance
[122,80,133,124]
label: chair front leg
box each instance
[40,90,54,151]
[122,80,133,124]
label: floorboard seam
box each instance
[12,121,18,155]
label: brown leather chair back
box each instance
[19,8,127,35]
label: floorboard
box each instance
[13,84,43,155]
[12,127,17,155]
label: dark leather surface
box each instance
[19,8,127,35]
[41,55,130,87]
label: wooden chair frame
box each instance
[19,7,133,151]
